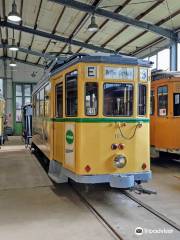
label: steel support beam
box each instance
[49,0,178,41]
[0,21,115,54]
[131,28,180,57]
[0,56,44,68]
[3,58,7,103]
[170,41,178,71]
[0,43,66,61]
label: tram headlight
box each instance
[114,155,127,168]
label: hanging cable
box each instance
[118,123,142,140]
[165,0,174,30]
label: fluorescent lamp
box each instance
[9,38,19,51]
[9,59,17,67]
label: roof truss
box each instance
[49,0,178,41]
[0,56,44,68]
[0,43,66,61]
[0,20,115,54]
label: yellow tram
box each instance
[151,70,180,158]
[32,54,152,188]
[0,94,5,145]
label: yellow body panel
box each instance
[32,61,151,176]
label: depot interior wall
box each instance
[0,59,43,132]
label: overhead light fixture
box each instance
[9,38,19,51]
[8,0,22,22]
[9,58,17,67]
[67,44,73,55]
[88,15,98,32]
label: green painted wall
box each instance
[14,122,23,135]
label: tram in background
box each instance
[32,53,152,189]
[0,94,5,145]
[151,70,180,158]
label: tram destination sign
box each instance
[104,67,134,80]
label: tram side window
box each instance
[85,83,98,116]
[158,86,168,116]
[150,90,155,115]
[138,85,147,116]
[174,93,180,116]
[65,71,78,117]
[45,84,50,117]
[56,83,63,117]
[40,89,44,117]
[36,92,40,117]
[104,83,133,116]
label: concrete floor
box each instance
[77,184,180,240]
[0,137,179,240]
[0,137,114,240]
[130,158,180,225]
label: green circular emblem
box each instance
[66,130,74,144]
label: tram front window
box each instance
[103,83,133,116]
[174,93,180,116]
[85,82,98,116]
[138,84,147,116]
[158,86,168,116]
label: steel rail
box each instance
[123,191,180,232]
[70,184,124,240]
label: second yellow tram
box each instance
[151,70,180,158]
[32,54,152,189]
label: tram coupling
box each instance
[129,184,157,195]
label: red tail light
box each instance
[142,163,147,170]
[85,165,91,172]
[118,143,125,150]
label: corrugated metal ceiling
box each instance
[0,0,179,67]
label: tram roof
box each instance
[152,70,180,81]
[33,53,151,94]
[51,53,152,76]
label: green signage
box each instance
[66,130,74,144]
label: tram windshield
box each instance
[103,83,133,116]
[85,82,98,116]
[174,93,180,116]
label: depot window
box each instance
[150,90,155,115]
[103,83,133,116]
[65,71,78,117]
[56,83,63,117]
[174,93,180,116]
[158,86,168,116]
[138,84,147,116]
[85,82,98,116]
